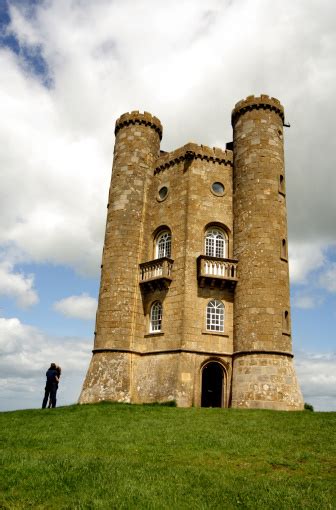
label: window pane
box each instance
[205,229,226,258]
[212,182,225,195]
[150,302,162,332]
[216,237,225,258]
[158,186,168,200]
[157,231,171,258]
[206,236,214,257]
[206,300,224,332]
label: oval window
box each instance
[211,182,225,196]
[158,186,168,201]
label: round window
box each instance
[158,186,169,201]
[211,182,225,196]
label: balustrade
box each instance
[139,257,173,290]
[197,255,238,289]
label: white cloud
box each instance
[0,261,38,307]
[288,242,326,284]
[289,244,336,306]
[0,316,91,411]
[295,351,336,411]
[53,293,97,320]
[0,37,106,276]
[0,0,334,283]
[319,263,336,293]
[292,292,323,310]
[0,0,336,411]
[0,316,90,377]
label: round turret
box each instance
[79,111,161,404]
[231,94,303,410]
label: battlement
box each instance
[155,143,233,174]
[115,111,163,140]
[231,94,284,126]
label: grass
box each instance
[0,403,335,509]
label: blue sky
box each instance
[0,0,335,412]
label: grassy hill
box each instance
[1,403,335,509]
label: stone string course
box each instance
[79,94,303,411]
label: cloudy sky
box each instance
[0,0,335,412]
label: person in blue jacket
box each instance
[48,365,61,408]
[42,363,59,408]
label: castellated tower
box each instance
[79,96,303,410]
[231,96,303,409]
[79,112,162,403]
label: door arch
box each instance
[201,362,224,407]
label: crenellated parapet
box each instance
[155,143,232,174]
[115,111,163,140]
[231,94,284,126]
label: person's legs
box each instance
[42,386,50,408]
[50,384,57,408]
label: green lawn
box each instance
[0,403,335,509]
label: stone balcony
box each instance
[197,255,238,289]
[139,257,174,291]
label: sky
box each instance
[0,0,335,412]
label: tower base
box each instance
[231,353,304,410]
[78,350,179,405]
[79,350,233,407]
[79,351,131,404]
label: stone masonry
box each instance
[79,95,304,410]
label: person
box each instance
[48,365,61,408]
[42,363,59,409]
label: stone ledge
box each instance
[92,347,233,357]
[201,331,229,338]
[233,350,294,358]
[155,143,233,173]
[115,111,162,140]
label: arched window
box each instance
[156,231,171,259]
[150,301,162,332]
[206,300,224,332]
[205,228,227,258]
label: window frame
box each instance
[155,230,171,259]
[206,300,224,332]
[150,301,163,333]
[205,228,228,258]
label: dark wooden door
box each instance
[201,363,223,407]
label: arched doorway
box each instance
[201,362,224,407]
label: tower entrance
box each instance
[201,362,224,408]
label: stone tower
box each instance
[79,95,303,410]
[79,112,162,402]
[231,96,303,409]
